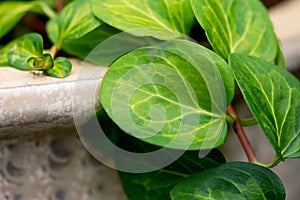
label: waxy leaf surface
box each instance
[91,0,194,39]
[101,39,235,150]
[119,149,225,200]
[97,108,226,200]
[61,24,120,63]
[190,0,278,61]
[171,162,285,200]
[229,54,300,159]
[46,0,101,48]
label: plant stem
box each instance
[56,0,64,13]
[225,114,235,125]
[50,45,58,58]
[257,155,282,168]
[226,104,258,163]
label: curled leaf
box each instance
[27,53,54,70]
[44,57,72,78]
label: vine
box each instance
[0,0,299,199]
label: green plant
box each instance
[0,0,299,199]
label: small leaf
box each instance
[190,0,278,61]
[100,39,234,150]
[229,54,300,159]
[7,33,44,70]
[91,0,194,39]
[44,57,72,78]
[119,149,225,200]
[27,53,54,71]
[170,162,286,200]
[46,0,101,48]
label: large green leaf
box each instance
[61,24,162,66]
[7,33,44,70]
[67,25,161,66]
[171,162,285,200]
[30,1,56,19]
[46,0,101,48]
[190,0,278,61]
[60,24,120,63]
[0,1,56,39]
[91,0,194,39]
[119,149,225,200]
[0,2,33,39]
[96,108,226,200]
[229,54,300,159]
[100,39,234,150]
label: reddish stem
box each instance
[227,104,257,163]
[56,0,64,13]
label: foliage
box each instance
[230,54,300,159]
[170,162,285,200]
[0,0,299,199]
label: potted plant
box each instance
[0,0,299,199]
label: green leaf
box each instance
[44,57,72,78]
[190,0,278,61]
[61,24,161,66]
[27,53,54,71]
[275,43,286,69]
[0,2,34,39]
[229,54,300,159]
[96,108,226,200]
[91,0,194,39]
[46,0,101,48]
[66,25,160,66]
[7,33,44,70]
[30,1,56,19]
[60,24,120,63]
[170,162,286,200]
[0,43,14,66]
[0,1,56,39]
[119,149,225,200]
[100,39,234,150]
